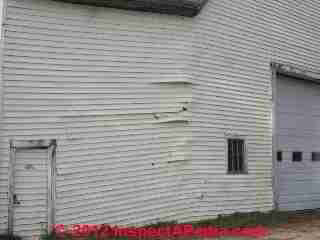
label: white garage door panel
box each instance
[276,75,320,211]
[277,139,320,152]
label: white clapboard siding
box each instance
[1,0,195,230]
[190,0,320,218]
[0,0,320,234]
[0,0,6,232]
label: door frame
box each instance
[8,139,57,235]
[270,62,320,210]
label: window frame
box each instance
[225,134,248,175]
[277,151,283,162]
[312,152,320,162]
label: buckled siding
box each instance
[0,0,195,228]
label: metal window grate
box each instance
[277,151,282,162]
[312,152,320,161]
[292,151,303,162]
[227,138,246,174]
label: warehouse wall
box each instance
[0,0,320,231]
[0,0,7,233]
[189,0,320,219]
[0,0,195,229]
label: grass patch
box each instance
[190,210,290,228]
[144,221,178,228]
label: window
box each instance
[227,138,246,174]
[292,151,302,162]
[277,151,282,162]
[312,152,320,161]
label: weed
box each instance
[190,210,290,228]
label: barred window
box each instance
[277,151,283,162]
[227,138,246,174]
[292,151,302,162]
[312,152,320,161]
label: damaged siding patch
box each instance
[2,0,194,227]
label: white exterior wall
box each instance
[190,0,320,219]
[0,0,7,233]
[0,0,320,231]
[1,0,195,229]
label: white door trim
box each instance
[8,139,57,235]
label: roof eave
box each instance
[53,0,208,17]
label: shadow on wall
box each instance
[53,0,209,17]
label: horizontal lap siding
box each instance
[0,145,8,233]
[1,0,194,227]
[190,0,273,218]
[1,0,320,230]
[0,0,6,232]
[190,0,320,219]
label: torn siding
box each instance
[0,0,320,231]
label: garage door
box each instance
[276,74,320,211]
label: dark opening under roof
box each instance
[54,0,208,17]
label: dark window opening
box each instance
[227,138,246,174]
[277,151,282,162]
[312,152,320,161]
[292,151,303,162]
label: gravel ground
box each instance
[206,211,320,240]
[262,212,320,240]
